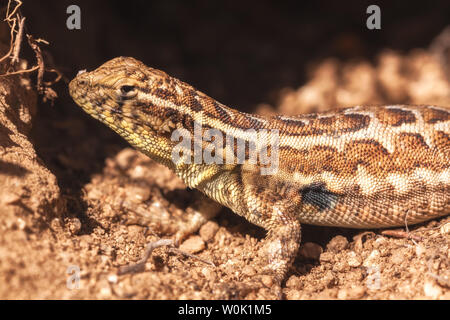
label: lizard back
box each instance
[255,105,450,227]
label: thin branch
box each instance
[118,239,174,275]
[0,65,39,77]
[26,34,45,93]
[5,0,22,23]
[117,238,215,275]
[11,16,25,64]
[43,68,63,86]
[0,18,16,63]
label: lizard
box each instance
[69,56,450,284]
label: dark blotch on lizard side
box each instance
[423,107,450,124]
[377,107,416,126]
[340,114,371,133]
[301,183,339,211]
[182,113,195,132]
[352,139,390,155]
[397,132,430,149]
[185,90,204,112]
[212,101,231,122]
[154,88,178,101]
[275,117,306,128]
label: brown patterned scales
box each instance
[69,57,449,283]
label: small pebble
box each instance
[115,148,135,169]
[126,225,143,238]
[347,251,362,267]
[436,274,450,288]
[199,221,219,242]
[363,249,380,267]
[16,218,26,230]
[261,275,273,287]
[286,290,303,300]
[337,286,366,299]
[285,275,302,288]
[67,217,82,235]
[324,272,337,288]
[78,235,92,249]
[415,244,426,257]
[390,250,404,265]
[299,242,323,260]
[179,236,205,254]
[89,187,105,200]
[440,223,450,235]
[327,235,349,253]
[423,280,442,299]
[99,285,112,298]
[319,252,334,263]
[107,274,118,284]
[129,165,146,179]
[50,218,63,232]
[242,265,257,277]
[126,185,150,203]
[372,236,386,249]
[201,267,217,281]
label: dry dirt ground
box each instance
[0,3,449,300]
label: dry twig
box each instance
[0,0,62,101]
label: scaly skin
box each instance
[69,57,449,282]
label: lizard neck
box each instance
[125,79,274,175]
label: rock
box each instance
[199,221,219,242]
[180,236,206,254]
[299,242,323,260]
[327,235,349,253]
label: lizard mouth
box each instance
[68,72,92,108]
[69,77,173,137]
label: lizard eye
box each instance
[119,85,137,98]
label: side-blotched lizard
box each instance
[69,57,449,283]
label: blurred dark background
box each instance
[22,0,450,110]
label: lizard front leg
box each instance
[242,184,302,283]
[202,171,302,283]
[174,194,222,245]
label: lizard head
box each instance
[69,56,190,165]
[69,56,184,137]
